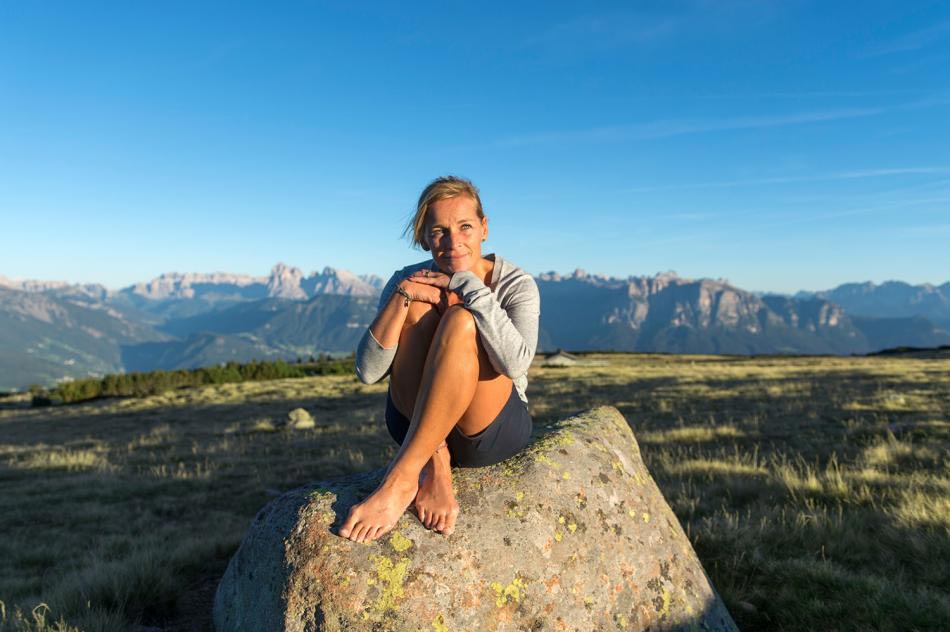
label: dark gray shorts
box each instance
[385,385,532,468]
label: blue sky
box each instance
[1,1,948,293]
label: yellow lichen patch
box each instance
[368,554,410,612]
[490,577,528,608]
[642,512,650,523]
[658,588,671,619]
[558,515,566,524]
[515,491,525,502]
[533,430,575,450]
[562,471,571,479]
[535,453,561,469]
[568,522,577,533]
[388,530,413,553]
[432,613,448,632]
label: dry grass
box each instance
[1,356,948,630]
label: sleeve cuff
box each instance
[447,270,482,291]
[368,328,397,351]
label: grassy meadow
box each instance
[1,353,948,631]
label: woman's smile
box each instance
[424,195,489,275]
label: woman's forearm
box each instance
[369,282,412,349]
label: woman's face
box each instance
[424,195,488,274]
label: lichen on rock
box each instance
[213,406,738,631]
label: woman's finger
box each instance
[409,271,449,286]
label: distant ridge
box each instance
[803,280,950,330]
[1,265,948,390]
[1,263,384,301]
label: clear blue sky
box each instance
[2,1,948,293]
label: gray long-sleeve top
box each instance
[355,253,540,404]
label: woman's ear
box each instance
[481,216,488,242]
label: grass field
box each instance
[1,353,948,631]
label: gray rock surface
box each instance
[214,406,738,631]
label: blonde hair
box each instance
[403,176,484,251]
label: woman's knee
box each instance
[437,305,476,337]
[404,299,438,327]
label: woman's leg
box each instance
[404,306,512,534]
[387,300,458,532]
[388,299,441,419]
[339,305,512,542]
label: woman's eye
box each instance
[462,224,472,230]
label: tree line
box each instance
[31,355,354,406]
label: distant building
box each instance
[542,349,579,367]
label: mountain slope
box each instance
[812,281,950,329]
[0,287,170,389]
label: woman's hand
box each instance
[406,270,463,315]
[399,280,442,305]
[407,269,451,289]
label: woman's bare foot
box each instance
[413,446,460,535]
[339,473,418,543]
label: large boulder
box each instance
[214,406,737,631]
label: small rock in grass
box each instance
[287,408,315,430]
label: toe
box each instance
[376,522,396,541]
[443,510,458,535]
[339,510,359,539]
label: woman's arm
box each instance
[354,271,441,384]
[446,271,541,379]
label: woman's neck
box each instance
[475,255,495,287]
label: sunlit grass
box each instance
[1,353,948,630]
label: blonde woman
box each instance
[340,176,541,542]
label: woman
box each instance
[340,175,541,543]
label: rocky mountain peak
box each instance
[267,263,307,300]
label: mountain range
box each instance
[2,263,948,391]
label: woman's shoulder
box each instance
[491,254,538,295]
[492,254,530,280]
